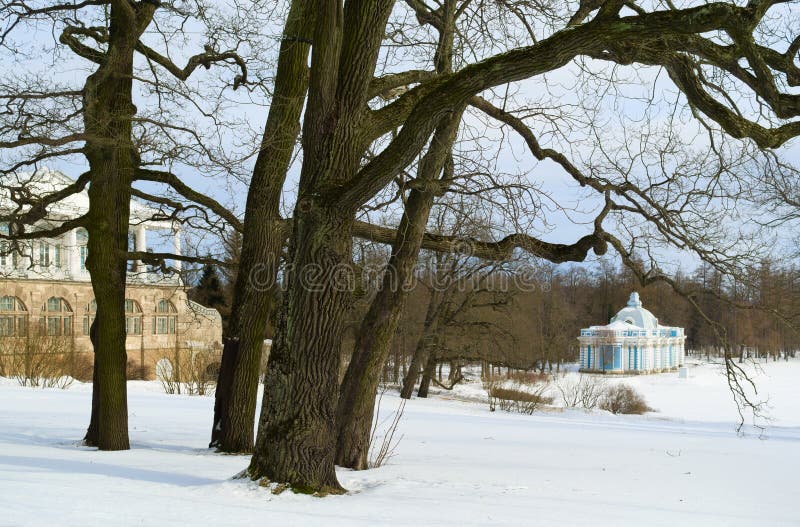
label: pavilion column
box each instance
[172,228,182,272]
[67,229,79,278]
[135,224,147,272]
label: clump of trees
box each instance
[1,0,799,495]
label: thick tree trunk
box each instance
[249,208,352,494]
[211,0,314,453]
[249,0,395,492]
[81,2,157,451]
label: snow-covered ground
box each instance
[1,359,798,526]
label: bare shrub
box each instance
[0,335,76,389]
[368,384,405,468]
[157,347,220,396]
[555,374,606,410]
[181,348,219,396]
[505,370,548,385]
[126,358,153,381]
[599,384,652,415]
[70,353,94,382]
[0,345,8,377]
[484,375,553,414]
[156,352,180,394]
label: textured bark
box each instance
[249,208,353,494]
[248,0,799,494]
[82,1,158,451]
[211,0,314,453]
[335,111,461,469]
[83,315,100,446]
[249,0,396,492]
[334,2,461,469]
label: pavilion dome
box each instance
[609,292,659,330]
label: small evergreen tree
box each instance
[191,265,227,312]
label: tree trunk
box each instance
[334,110,460,469]
[82,2,158,451]
[417,352,437,398]
[393,345,400,382]
[211,0,314,453]
[249,208,352,494]
[250,0,397,492]
[83,315,100,446]
[400,286,443,399]
[400,339,428,399]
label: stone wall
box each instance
[0,278,223,380]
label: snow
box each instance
[1,359,799,526]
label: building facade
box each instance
[577,292,685,374]
[1,169,223,379]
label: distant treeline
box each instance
[342,257,800,374]
[192,251,800,376]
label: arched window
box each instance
[153,299,177,335]
[0,296,27,337]
[125,299,143,335]
[76,228,89,271]
[41,297,72,336]
[82,299,97,336]
[82,299,144,336]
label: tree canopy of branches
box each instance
[242,0,800,494]
[0,0,248,450]
[1,0,798,496]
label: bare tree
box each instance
[242,0,800,494]
[0,1,247,450]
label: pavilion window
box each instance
[0,224,8,268]
[83,299,96,336]
[39,242,50,268]
[54,244,62,269]
[77,228,89,271]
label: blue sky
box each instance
[3,1,799,276]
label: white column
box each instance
[67,228,79,278]
[135,224,147,272]
[173,227,182,271]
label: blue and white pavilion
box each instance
[578,292,685,374]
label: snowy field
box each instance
[1,359,798,527]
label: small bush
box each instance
[555,374,606,410]
[126,358,153,381]
[599,384,652,415]
[484,376,553,415]
[504,370,548,385]
[368,384,405,468]
[70,353,94,382]
[157,347,220,396]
